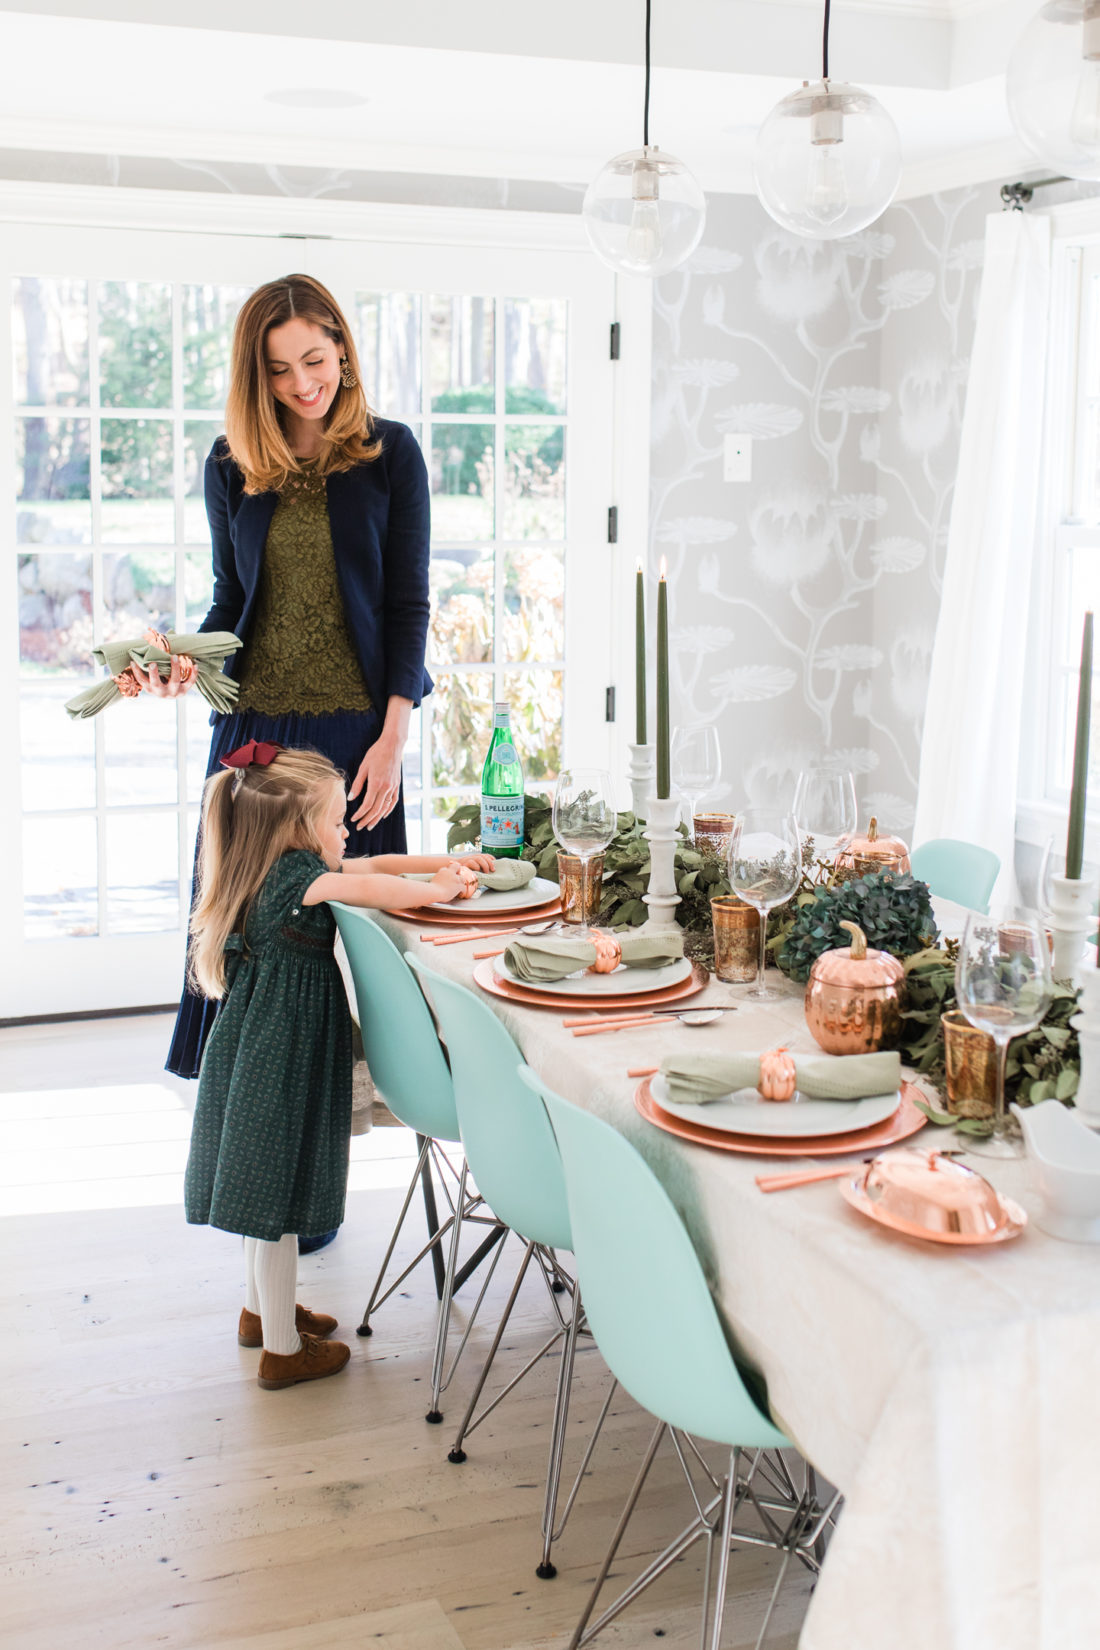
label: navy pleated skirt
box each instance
[166,705,406,1081]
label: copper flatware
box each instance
[627,1066,660,1078]
[572,1017,663,1037]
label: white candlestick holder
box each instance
[1072,960,1100,1130]
[627,744,656,824]
[1048,873,1097,983]
[642,793,682,934]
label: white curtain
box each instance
[913,210,1051,905]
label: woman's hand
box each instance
[130,653,198,698]
[349,736,403,829]
[455,854,496,874]
[427,863,471,904]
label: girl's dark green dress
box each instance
[184,849,352,1242]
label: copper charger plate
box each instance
[473,956,708,1012]
[384,896,562,927]
[635,1076,927,1157]
[838,1171,1027,1245]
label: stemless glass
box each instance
[671,725,722,836]
[552,768,616,937]
[727,809,802,1001]
[955,911,1053,1157]
[792,766,857,863]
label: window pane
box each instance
[185,688,212,804]
[431,423,493,540]
[104,692,178,807]
[20,678,96,812]
[503,545,564,662]
[431,295,494,411]
[502,669,562,784]
[98,280,171,409]
[182,283,248,409]
[183,420,222,542]
[102,550,175,642]
[356,291,421,419]
[503,424,564,540]
[431,672,493,788]
[402,704,422,794]
[16,416,91,544]
[504,297,567,415]
[106,811,179,934]
[18,551,94,672]
[24,814,97,939]
[431,791,477,853]
[430,550,494,666]
[12,277,89,406]
[101,419,174,542]
[184,548,214,631]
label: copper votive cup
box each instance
[711,895,761,983]
[557,851,605,926]
[942,1009,998,1120]
[693,812,736,857]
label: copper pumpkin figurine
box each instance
[805,920,905,1055]
[833,815,910,882]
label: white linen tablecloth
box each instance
[374,900,1100,1650]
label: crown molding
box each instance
[894,135,1034,200]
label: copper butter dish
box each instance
[840,1147,1027,1245]
[805,920,905,1054]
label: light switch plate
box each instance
[723,433,752,483]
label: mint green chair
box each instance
[909,838,1000,913]
[521,1068,839,1650]
[407,955,614,1581]
[331,904,503,1422]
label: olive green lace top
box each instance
[235,459,372,716]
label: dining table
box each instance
[372,896,1100,1650]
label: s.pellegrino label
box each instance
[480,702,524,858]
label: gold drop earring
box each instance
[339,356,357,389]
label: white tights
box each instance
[243,1234,301,1355]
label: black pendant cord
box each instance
[643,0,652,147]
[822,0,831,82]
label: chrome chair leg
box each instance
[570,1420,668,1650]
[707,1451,739,1650]
[447,1240,537,1461]
[536,1275,585,1579]
[425,1160,470,1423]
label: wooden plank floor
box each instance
[0,1013,816,1649]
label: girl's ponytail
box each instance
[189,748,342,999]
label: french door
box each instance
[0,222,617,1018]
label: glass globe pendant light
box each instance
[581,0,706,277]
[1007,2,1100,180]
[753,0,902,240]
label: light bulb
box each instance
[753,80,900,241]
[582,145,706,277]
[627,198,664,263]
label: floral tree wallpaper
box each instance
[649,181,1000,834]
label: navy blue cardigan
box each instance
[198,418,432,710]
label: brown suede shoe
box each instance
[238,1304,339,1348]
[257,1333,351,1390]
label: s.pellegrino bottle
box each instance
[480,701,524,858]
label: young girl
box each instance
[184,740,494,1391]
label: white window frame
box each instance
[0,184,650,1020]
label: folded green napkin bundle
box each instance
[504,929,684,983]
[64,631,243,720]
[660,1050,901,1105]
[403,859,537,894]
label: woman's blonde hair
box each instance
[189,747,344,999]
[222,273,382,494]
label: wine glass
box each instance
[671,725,722,836]
[955,911,1053,1157]
[552,768,616,937]
[792,766,857,864]
[727,809,802,1001]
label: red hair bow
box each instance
[219,740,282,771]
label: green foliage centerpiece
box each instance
[771,868,939,983]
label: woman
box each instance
[142,273,431,1085]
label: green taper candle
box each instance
[1067,609,1093,880]
[656,560,670,798]
[635,560,647,745]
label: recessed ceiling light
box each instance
[263,88,368,109]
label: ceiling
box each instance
[0,1,1043,201]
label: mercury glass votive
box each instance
[557,851,605,926]
[942,1008,998,1120]
[693,811,736,857]
[711,895,761,983]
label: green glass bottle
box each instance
[480,701,524,859]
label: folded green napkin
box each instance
[661,1050,901,1105]
[64,631,243,720]
[504,929,684,983]
[404,859,536,893]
